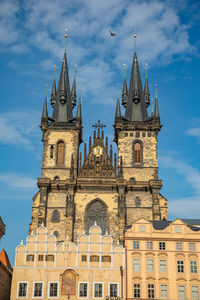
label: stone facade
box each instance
[11,224,124,300]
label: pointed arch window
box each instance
[57,141,64,166]
[133,140,143,166]
[52,210,60,223]
[134,142,141,163]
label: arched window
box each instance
[53,231,59,238]
[85,199,107,234]
[57,141,64,166]
[52,210,60,223]
[134,142,141,163]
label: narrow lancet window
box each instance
[57,141,64,166]
[134,142,141,163]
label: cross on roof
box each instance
[92,120,106,136]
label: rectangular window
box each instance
[147,259,154,272]
[147,241,153,250]
[159,242,166,250]
[189,243,196,252]
[102,256,111,262]
[18,282,28,297]
[38,255,44,261]
[178,285,186,299]
[148,284,155,299]
[176,242,183,251]
[133,259,140,272]
[192,285,199,299]
[160,260,167,272]
[133,241,140,250]
[49,282,58,297]
[177,261,184,273]
[190,261,198,273]
[110,284,118,297]
[90,255,99,262]
[33,282,43,297]
[133,283,140,298]
[79,283,88,298]
[160,284,168,299]
[26,254,34,261]
[175,226,182,233]
[94,283,103,298]
[46,255,54,261]
[82,255,87,262]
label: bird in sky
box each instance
[109,30,117,37]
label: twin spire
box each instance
[41,33,81,124]
[115,34,159,121]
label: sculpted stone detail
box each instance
[85,200,107,234]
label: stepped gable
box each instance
[78,123,116,179]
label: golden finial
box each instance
[133,27,137,38]
[74,64,77,77]
[145,63,148,79]
[45,83,48,97]
[117,83,120,98]
[123,63,126,79]
[53,64,56,79]
[64,28,68,53]
[133,28,137,53]
[155,83,158,99]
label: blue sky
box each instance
[0,0,200,265]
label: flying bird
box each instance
[109,30,117,37]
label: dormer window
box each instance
[57,141,64,166]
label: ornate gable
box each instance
[78,126,116,179]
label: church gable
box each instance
[78,125,117,179]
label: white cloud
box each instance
[159,154,200,218]
[0,172,35,189]
[0,111,41,149]
[186,127,200,141]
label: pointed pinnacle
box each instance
[154,97,159,117]
[115,97,121,118]
[42,96,48,119]
[51,77,56,107]
[76,97,82,119]
[71,77,76,108]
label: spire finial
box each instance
[133,27,137,53]
[151,97,154,116]
[74,64,77,78]
[53,64,56,79]
[117,83,120,98]
[145,63,148,79]
[155,83,158,99]
[45,83,48,98]
[64,28,68,53]
[123,63,126,79]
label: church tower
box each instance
[114,34,167,222]
[29,35,82,241]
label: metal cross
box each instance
[92,120,106,136]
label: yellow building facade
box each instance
[11,224,124,300]
[125,218,200,300]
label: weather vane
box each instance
[64,28,68,52]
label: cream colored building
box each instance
[11,224,124,300]
[124,218,200,300]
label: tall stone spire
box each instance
[41,96,48,120]
[144,63,150,107]
[71,65,77,109]
[76,94,82,119]
[115,86,121,119]
[154,84,159,118]
[122,64,128,108]
[125,33,148,121]
[51,65,57,108]
[52,31,73,123]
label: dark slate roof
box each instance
[152,220,171,230]
[181,219,200,225]
[187,225,200,231]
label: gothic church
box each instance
[29,36,167,244]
